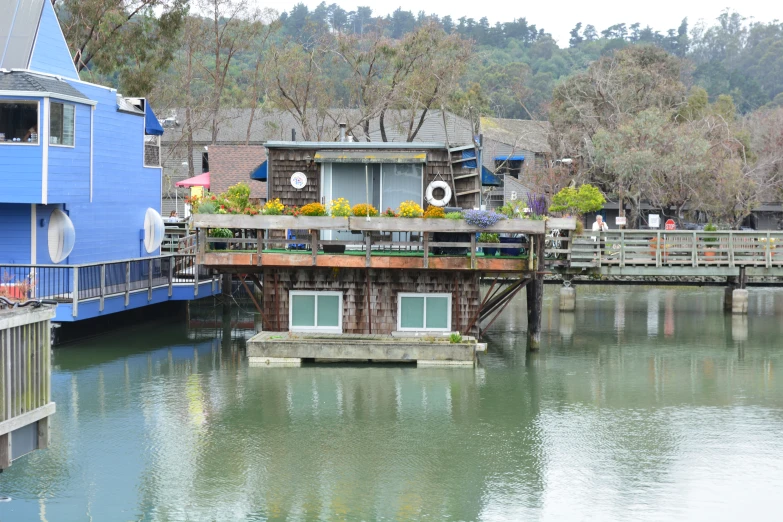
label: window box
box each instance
[397,293,451,332]
[289,291,342,333]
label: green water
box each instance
[2,287,783,521]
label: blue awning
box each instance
[250,160,268,181]
[461,149,477,168]
[144,103,164,136]
[495,154,525,161]
[481,166,501,186]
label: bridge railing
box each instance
[567,230,783,269]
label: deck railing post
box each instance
[99,263,106,312]
[729,232,735,267]
[620,231,625,268]
[656,231,661,267]
[311,229,318,266]
[257,229,264,266]
[423,233,429,268]
[71,267,79,317]
[692,232,698,267]
[148,259,153,301]
[766,231,772,268]
[168,256,174,297]
[365,234,372,268]
[470,234,477,269]
[125,261,131,306]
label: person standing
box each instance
[591,214,608,261]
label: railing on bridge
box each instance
[0,254,211,317]
[568,230,783,269]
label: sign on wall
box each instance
[290,172,307,189]
[648,214,660,228]
[615,216,627,225]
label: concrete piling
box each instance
[731,289,749,314]
[559,285,576,312]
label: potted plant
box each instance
[703,223,718,260]
[479,232,499,256]
[209,227,232,251]
[548,184,606,234]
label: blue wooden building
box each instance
[0,0,218,324]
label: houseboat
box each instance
[0,0,219,329]
[194,140,570,365]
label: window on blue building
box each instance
[50,102,74,146]
[0,101,39,144]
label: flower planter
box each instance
[499,236,522,256]
[482,247,498,257]
[432,232,470,255]
[323,244,346,254]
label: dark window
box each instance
[495,159,523,178]
[0,101,39,144]
[50,102,75,146]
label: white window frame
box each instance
[144,134,161,168]
[0,99,41,146]
[289,290,343,334]
[49,100,75,148]
[397,292,452,332]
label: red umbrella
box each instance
[175,172,210,189]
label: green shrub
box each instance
[549,184,605,216]
[478,232,499,243]
[449,332,463,343]
[445,211,463,220]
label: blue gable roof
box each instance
[28,0,79,79]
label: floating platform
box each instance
[247,332,486,367]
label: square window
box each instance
[397,293,451,332]
[0,101,39,144]
[50,102,75,146]
[289,291,342,333]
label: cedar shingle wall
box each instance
[262,268,480,336]
[268,149,320,207]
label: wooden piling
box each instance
[526,274,544,351]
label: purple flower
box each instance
[463,209,505,228]
[527,192,548,217]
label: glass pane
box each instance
[62,104,74,146]
[0,102,38,143]
[317,295,340,327]
[50,102,63,144]
[382,164,422,211]
[291,294,315,327]
[332,163,372,241]
[400,296,424,329]
[426,297,449,329]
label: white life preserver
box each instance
[425,180,452,207]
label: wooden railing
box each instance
[192,215,575,270]
[569,230,783,269]
[0,254,212,317]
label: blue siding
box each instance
[48,101,91,203]
[0,95,43,203]
[28,1,79,80]
[0,204,31,264]
[63,81,162,263]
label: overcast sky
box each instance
[259,0,779,47]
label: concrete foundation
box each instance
[247,332,481,366]
[559,286,576,312]
[731,289,749,314]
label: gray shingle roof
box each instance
[480,117,551,154]
[0,71,90,102]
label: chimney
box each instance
[339,122,346,142]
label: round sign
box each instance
[290,172,307,189]
[665,219,676,231]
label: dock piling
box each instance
[526,274,544,350]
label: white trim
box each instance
[48,100,75,147]
[0,99,41,146]
[42,96,49,204]
[289,290,343,334]
[89,105,94,201]
[397,292,452,332]
[0,90,96,106]
[31,204,37,264]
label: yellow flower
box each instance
[329,198,351,217]
[397,200,423,218]
[263,198,285,215]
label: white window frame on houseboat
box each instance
[289,291,343,334]
[0,99,40,146]
[397,293,452,332]
[144,134,161,168]
[49,100,75,148]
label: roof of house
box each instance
[480,117,551,154]
[208,145,267,200]
[0,70,90,102]
[160,108,473,146]
[0,0,45,69]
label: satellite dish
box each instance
[144,208,165,253]
[48,209,75,263]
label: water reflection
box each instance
[1,288,783,521]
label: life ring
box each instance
[425,180,452,207]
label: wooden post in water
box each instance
[526,274,544,351]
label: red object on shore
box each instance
[665,219,676,230]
